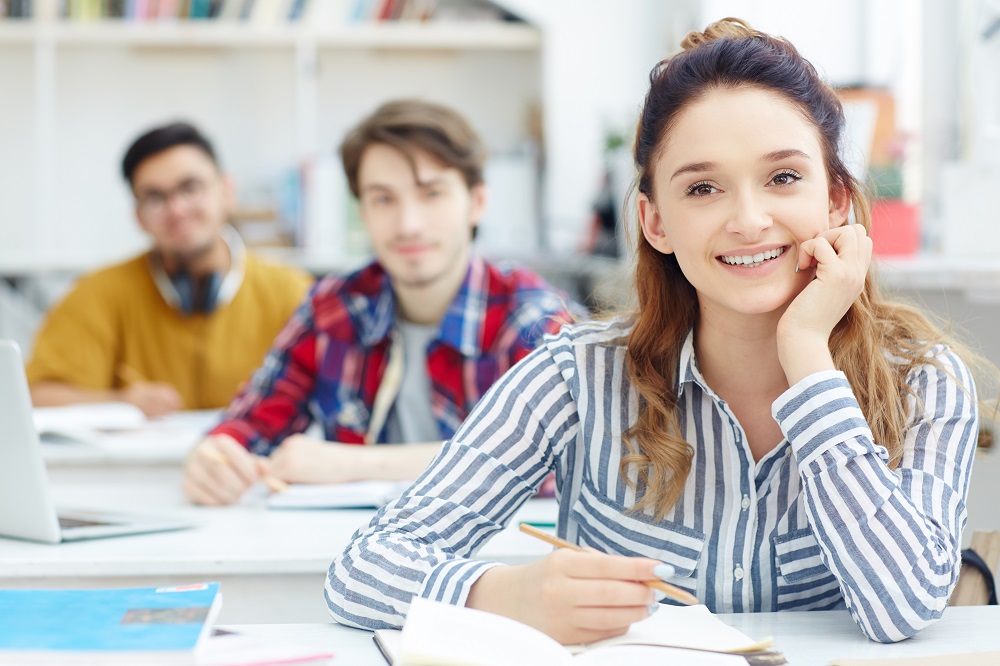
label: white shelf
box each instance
[0,20,541,50]
[875,255,1000,291]
[315,23,541,50]
[0,22,35,44]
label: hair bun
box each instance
[680,17,758,51]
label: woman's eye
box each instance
[770,171,802,186]
[686,182,718,196]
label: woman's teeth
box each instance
[720,247,785,268]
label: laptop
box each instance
[0,340,191,543]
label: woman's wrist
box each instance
[465,565,520,618]
[777,330,835,386]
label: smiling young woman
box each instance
[325,18,983,646]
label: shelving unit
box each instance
[0,10,544,269]
[0,20,541,49]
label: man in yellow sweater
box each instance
[26,122,313,417]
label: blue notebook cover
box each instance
[0,583,220,652]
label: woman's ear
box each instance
[638,192,674,254]
[828,182,851,227]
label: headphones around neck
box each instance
[148,226,247,317]
[169,270,223,315]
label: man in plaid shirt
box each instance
[183,100,584,505]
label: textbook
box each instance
[0,582,221,662]
[374,597,779,666]
[267,479,413,509]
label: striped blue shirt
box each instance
[326,319,978,643]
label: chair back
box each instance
[951,530,1000,606]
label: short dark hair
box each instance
[121,122,219,186]
[339,99,487,198]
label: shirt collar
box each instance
[354,255,488,357]
[676,328,706,397]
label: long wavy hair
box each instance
[623,18,973,519]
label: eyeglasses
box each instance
[135,178,210,220]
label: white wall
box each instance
[495,0,681,252]
[0,45,36,259]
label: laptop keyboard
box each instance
[58,516,115,529]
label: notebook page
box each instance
[586,605,768,654]
[399,597,571,666]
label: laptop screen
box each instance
[0,340,65,543]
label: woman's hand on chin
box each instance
[776,224,873,385]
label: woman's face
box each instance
[638,86,849,321]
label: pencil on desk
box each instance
[518,522,699,606]
[199,446,290,493]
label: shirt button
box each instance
[741,495,751,510]
[935,598,946,611]
[734,567,745,581]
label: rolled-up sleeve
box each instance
[325,339,581,629]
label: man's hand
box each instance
[267,435,444,484]
[182,434,266,505]
[119,381,183,418]
[267,435,364,484]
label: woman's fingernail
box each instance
[653,563,676,580]
[795,262,800,273]
[653,590,667,602]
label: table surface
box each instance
[0,466,556,578]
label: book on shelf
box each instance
[374,597,783,666]
[50,0,524,25]
[267,479,413,509]
[0,583,222,662]
[3,0,34,18]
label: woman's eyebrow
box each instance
[669,161,716,182]
[761,148,810,162]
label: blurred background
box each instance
[2,0,1000,529]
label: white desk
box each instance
[0,467,555,624]
[217,606,1000,665]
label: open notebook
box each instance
[374,597,781,666]
[33,402,147,444]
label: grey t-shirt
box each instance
[385,321,440,444]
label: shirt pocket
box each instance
[570,480,705,584]
[772,527,844,611]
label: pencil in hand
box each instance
[199,446,289,493]
[518,522,698,606]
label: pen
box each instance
[518,522,698,606]
[199,446,290,494]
